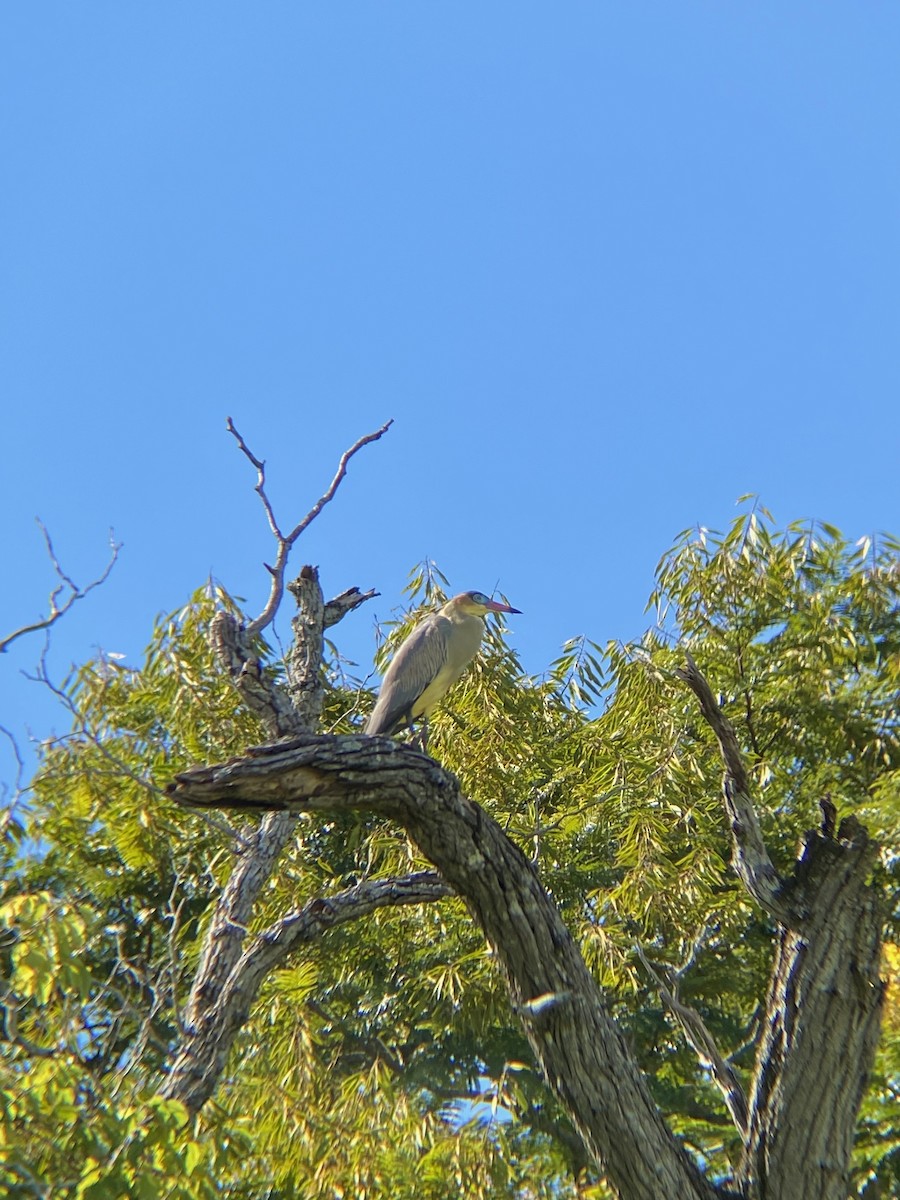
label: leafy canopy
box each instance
[2,506,898,1197]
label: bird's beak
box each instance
[485,600,522,614]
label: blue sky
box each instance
[2,4,899,784]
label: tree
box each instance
[2,427,898,1199]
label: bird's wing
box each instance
[365,614,451,735]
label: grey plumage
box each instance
[365,590,521,739]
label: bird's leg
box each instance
[408,718,429,753]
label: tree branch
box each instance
[224,417,282,539]
[173,421,389,1119]
[740,813,885,1200]
[679,655,886,1199]
[210,610,304,738]
[164,567,379,1117]
[324,586,380,628]
[635,943,748,1137]
[168,735,725,1200]
[0,522,121,654]
[677,653,790,923]
[0,724,28,829]
[210,582,378,740]
[245,870,450,993]
[226,417,392,638]
[162,870,450,1112]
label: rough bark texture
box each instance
[681,658,886,1200]
[741,818,885,1200]
[679,656,791,924]
[169,735,724,1200]
[164,569,886,1200]
[162,569,389,1113]
[163,867,449,1113]
[210,610,302,739]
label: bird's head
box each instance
[450,590,522,617]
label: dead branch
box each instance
[210,610,304,738]
[169,735,724,1200]
[324,586,380,628]
[164,566,387,1125]
[0,724,28,828]
[168,422,391,1126]
[677,653,790,923]
[163,869,451,1113]
[240,870,450,991]
[226,417,392,637]
[635,943,748,1136]
[210,580,378,741]
[0,522,121,655]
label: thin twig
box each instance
[0,523,122,654]
[635,943,749,1137]
[0,723,26,793]
[226,417,393,637]
[226,417,282,539]
[22,649,241,845]
[282,418,394,548]
[0,724,29,833]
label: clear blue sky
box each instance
[2,4,899,783]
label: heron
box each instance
[365,590,521,744]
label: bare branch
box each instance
[280,419,394,549]
[165,569,346,1115]
[240,870,450,991]
[168,734,723,1200]
[324,586,380,628]
[0,724,26,786]
[226,417,393,638]
[635,943,749,1137]
[226,417,282,539]
[0,523,121,655]
[163,870,450,1114]
[285,566,329,728]
[677,653,790,923]
[0,724,29,835]
[181,809,300,1036]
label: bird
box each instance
[365,590,521,744]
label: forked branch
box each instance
[226,416,393,637]
[169,736,723,1200]
[163,868,450,1114]
[0,522,121,654]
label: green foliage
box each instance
[2,509,899,1197]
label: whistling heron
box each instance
[365,590,521,742]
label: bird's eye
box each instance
[470,591,489,604]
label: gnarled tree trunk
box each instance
[164,577,885,1200]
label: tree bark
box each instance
[162,867,450,1113]
[164,559,885,1200]
[680,659,886,1200]
[168,671,887,1200]
[162,569,384,1114]
[169,734,725,1200]
[740,817,885,1200]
